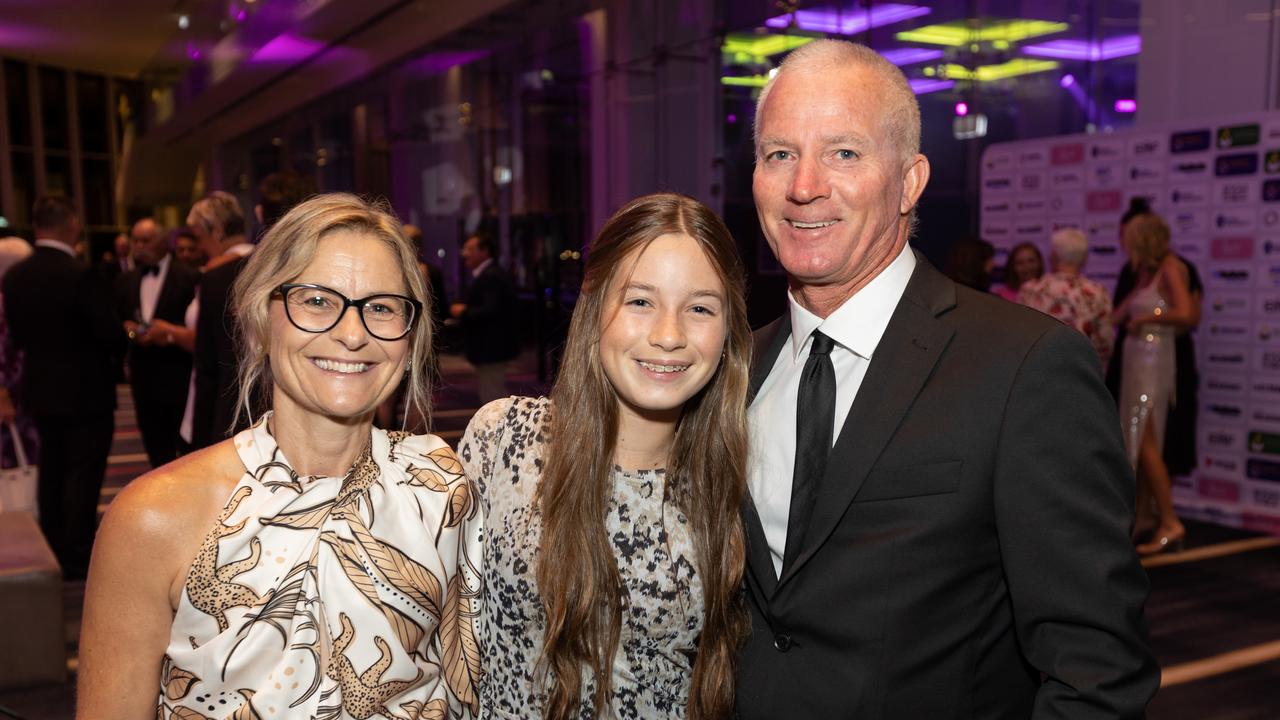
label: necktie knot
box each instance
[809,330,835,357]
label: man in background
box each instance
[2,196,125,579]
[117,217,200,466]
[451,232,519,403]
[173,227,206,267]
[191,173,312,448]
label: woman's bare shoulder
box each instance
[101,440,245,551]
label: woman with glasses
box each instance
[78,194,482,719]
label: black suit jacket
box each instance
[737,254,1158,718]
[460,262,519,365]
[2,245,126,417]
[117,257,201,395]
[192,256,249,448]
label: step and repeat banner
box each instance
[980,111,1280,536]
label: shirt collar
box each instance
[226,242,254,257]
[34,238,76,258]
[787,242,916,361]
[148,253,172,274]
[471,257,494,278]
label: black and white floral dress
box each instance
[459,396,703,719]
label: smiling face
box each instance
[598,233,728,426]
[1010,246,1043,284]
[268,231,411,424]
[753,62,928,308]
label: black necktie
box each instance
[784,330,837,571]
[140,263,159,277]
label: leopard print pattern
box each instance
[458,396,703,719]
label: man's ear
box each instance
[255,204,264,225]
[900,153,930,215]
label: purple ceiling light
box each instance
[1022,35,1141,62]
[1059,73,1075,88]
[766,4,931,35]
[1114,99,1137,113]
[955,101,969,116]
[910,78,955,95]
[405,50,491,75]
[880,47,945,67]
[250,33,326,64]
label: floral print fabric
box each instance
[1017,272,1115,366]
[157,414,483,719]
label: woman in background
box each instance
[460,192,750,719]
[78,194,481,719]
[0,237,36,473]
[1114,211,1195,554]
[995,241,1044,301]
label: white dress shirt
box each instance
[747,243,916,576]
[138,253,171,323]
[471,257,493,279]
[34,238,76,257]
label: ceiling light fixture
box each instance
[940,58,1059,82]
[896,19,1068,47]
[1022,35,1141,61]
[765,4,932,35]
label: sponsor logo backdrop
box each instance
[982,111,1280,535]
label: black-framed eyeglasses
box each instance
[274,283,422,341]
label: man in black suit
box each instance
[116,218,200,467]
[2,197,126,578]
[451,232,519,403]
[190,174,312,448]
[737,41,1158,717]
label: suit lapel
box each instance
[775,255,957,589]
[123,269,143,320]
[743,314,791,600]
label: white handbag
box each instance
[0,421,37,518]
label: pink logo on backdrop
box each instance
[1198,476,1241,502]
[1052,144,1085,165]
[1087,190,1124,213]
[1242,512,1280,535]
[1211,237,1255,260]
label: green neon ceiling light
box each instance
[721,75,771,88]
[940,58,1059,81]
[896,19,1068,46]
[722,33,815,64]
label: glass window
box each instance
[45,154,72,197]
[4,60,31,148]
[39,66,70,151]
[10,151,36,230]
[82,158,114,227]
[76,73,110,154]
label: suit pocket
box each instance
[852,460,963,502]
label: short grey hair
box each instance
[754,39,921,160]
[1051,228,1088,267]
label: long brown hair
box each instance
[536,193,750,719]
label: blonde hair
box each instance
[1050,228,1088,267]
[1123,213,1171,272]
[755,39,921,160]
[191,191,247,238]
[230,193,433,430]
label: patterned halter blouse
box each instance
[156,415,483,719]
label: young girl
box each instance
[459,192,751,719]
